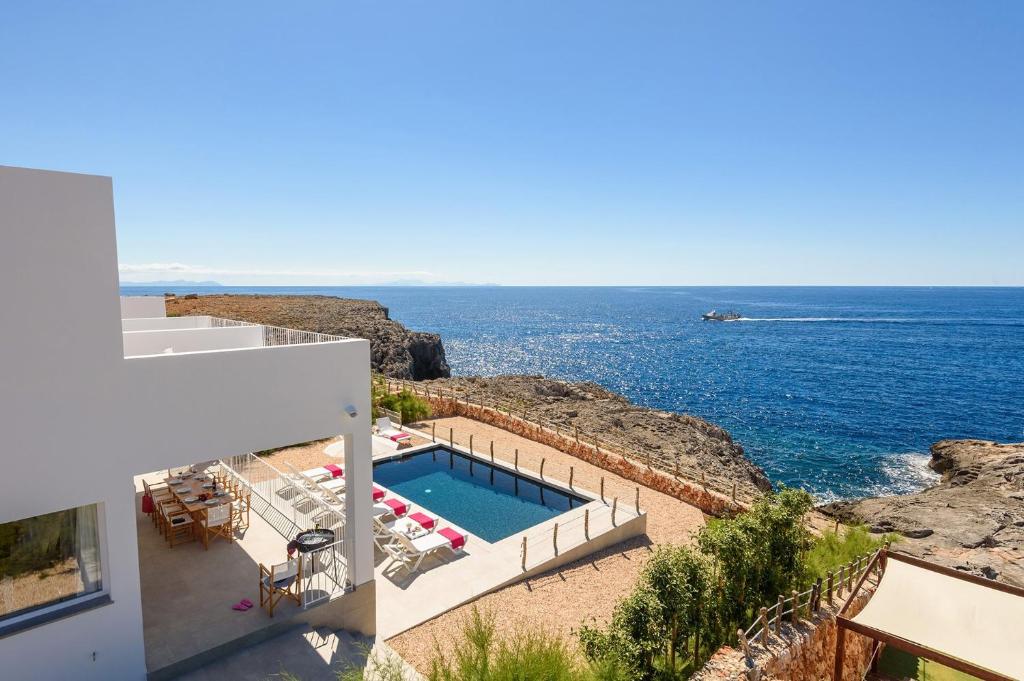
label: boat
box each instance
[702,310,741,321]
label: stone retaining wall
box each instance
[692,591,875,681]
[422,396,745,517]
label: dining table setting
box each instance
[164,471,232,514]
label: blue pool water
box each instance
[123,285,1024,501]
[372,447,587,543]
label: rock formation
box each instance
[420,374,773,500]
[165,294,450,380]
[821,439,1024,586]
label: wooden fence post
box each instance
[814,577,823,612]
[635,487,640,513]
[569,466,574,488]
[612,497,618,525]
[449,427,454,446]
[490,441,494,463]
[775,595,783,634]
[759,607,770,644]
[738,629,751,662]
[553,523,559,554]
[600,477,605,502]
[431,422,436,443]
[837,565,846,598]
[584,509,589,538]
[732,483,737,503]
[827,571,834,605]
[791,590,799,624]
[540,458,545,478]
[469,434,474,454]
[514,449,519,470]
[521,537,527,571]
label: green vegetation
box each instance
[578,488,894,680]
[372,375,431,424]
[429,607,629,681]
[879,647,979,681]
[0,509,76,580]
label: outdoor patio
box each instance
[134,469,339,679]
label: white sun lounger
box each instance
[382,528,467,572]
[376,417,412,442]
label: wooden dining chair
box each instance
[199,503,234,549]
[143,479,173,527]
[259,555,303,617]
[164,505,194,548]
[232,488,251,531]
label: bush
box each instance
[429,607,628,681]
[378,389,431,424]
[801,524,897,584]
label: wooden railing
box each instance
[737,546,887,666]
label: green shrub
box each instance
[429,607,627,681]
[378,389,431,424]
[801,524,897,584]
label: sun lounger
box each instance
[375,417,412,442]
[382,526,468,572]
[299,466,338,482]
[319,477,346,493]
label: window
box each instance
[0,504,103,623]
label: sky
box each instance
[2,2,1022,286]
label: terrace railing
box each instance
[220,452,351,592]
[519,498,642,571]
[302,539,347,609]
[204,316,347,346]
[385,377,752,509]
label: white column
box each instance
[344,429,374,586]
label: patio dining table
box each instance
[163,473,232,514]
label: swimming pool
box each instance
[372,447,589,543]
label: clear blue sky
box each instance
[2,2,1021,285]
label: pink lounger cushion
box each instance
[372,486,386,502]
[409,512,435,529]
[383,498,408,516]
[389,432,411,442]
[324,464,344,478]
[438,527,466,551]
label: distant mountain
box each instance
[377,279,500,287]
[121,280,224,287]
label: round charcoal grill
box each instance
[293,528,336,553]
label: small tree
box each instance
[378,389,431,424]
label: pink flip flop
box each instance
[232,602,247,611]
[240,598,253,608]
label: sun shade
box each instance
[850,558,1024,680]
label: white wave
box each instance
[733,317,916,323]
[871,452,940,497]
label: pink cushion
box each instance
[389,432,411,442]
[409,512,435,529]
[324,464,344,478]
[383,498,407,516]
[438,527,465,551]
[372,486,385,502]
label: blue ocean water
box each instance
[122,285,1024,501]
[373,447,587,542]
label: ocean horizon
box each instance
[122,284,1024,502]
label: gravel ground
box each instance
[387,416,708,673]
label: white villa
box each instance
[0,165,645,680]
[0,166,374,679]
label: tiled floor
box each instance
[134,472,305,674]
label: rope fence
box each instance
[384,377,751,515]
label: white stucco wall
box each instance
[120,296,166,319]
[122,325,265,356]
[0,166,373,680]
[122,315,216,331]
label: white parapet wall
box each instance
[122,325,265,356]
[120,295,166,319]
[122,315,217,331]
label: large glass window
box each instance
[0,504,103,622]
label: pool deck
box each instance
[371,438,645,639]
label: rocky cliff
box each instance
[165,294,450,380]
[821,439,1024,586]
[420,374,773,500]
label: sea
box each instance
[121,285,1024,501]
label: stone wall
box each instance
[692,591,876,681]
[420,395,746,517]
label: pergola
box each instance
[835,549,1024,681]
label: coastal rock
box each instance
[821,439,1024,586]
[165,294,450,380]
[421,374,773,500]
